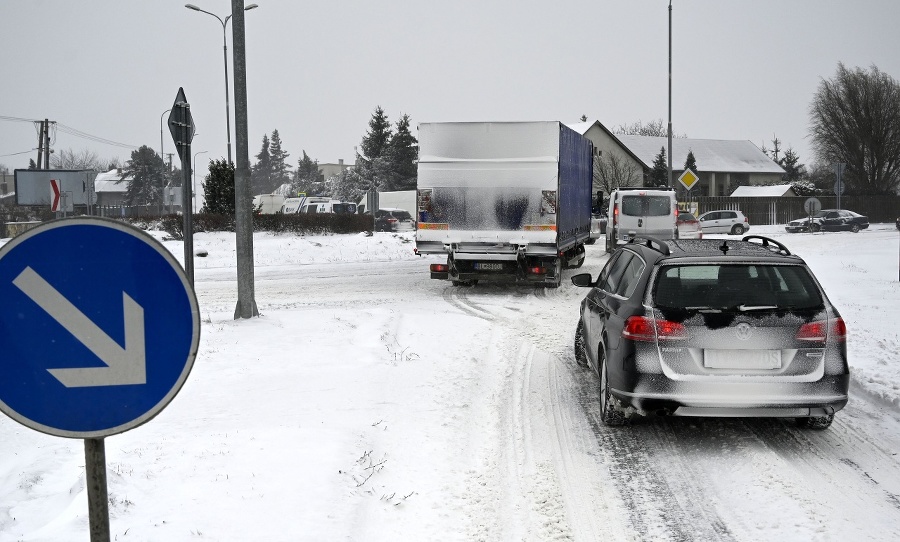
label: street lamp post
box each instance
[193,150,208,214]
[185,3,258,164]
[160,108,171,217]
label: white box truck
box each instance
[415,121,593,288]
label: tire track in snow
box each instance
[440,286,496,321]
[572,370,735,541]
[541,346,632,540]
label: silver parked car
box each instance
[698,210,750,235]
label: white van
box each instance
[252,194,285,215]
[299,200,357,214]
[605,188,677,252]
[280,196,331,214]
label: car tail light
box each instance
[430,263,448,273]
[622,316,687,342]
[613,204,618,225]
[527,266,546,275]
[796,318,846,343]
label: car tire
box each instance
[810,223,821,233]
[731,224,745,235]
[585,238,596,245]
[797,414,834,430]
[599,348,626,426]
[574,320,588,367]
[851,224,861,233]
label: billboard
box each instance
[14,169,97,207]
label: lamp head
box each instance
[245,4,259,10]
[185,4,201,11]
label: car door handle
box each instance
[638,218,643,227]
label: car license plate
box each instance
[703,349,781,369]
[474,262,503,271]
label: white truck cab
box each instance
[605,188,677,253]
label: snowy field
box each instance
[1,222,900,541]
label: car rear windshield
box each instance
[391,210,412,220]
[621,195,672,217]
[653,264,823,310]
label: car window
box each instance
[615,254,646,298]
[620,195,672,217]
[702,212,718,221]
[653,264,823,310]
[393,210,412,220]
[601,251,635,294]
[646,196,672,217]
[596,251,622,289]
[723,212,735,219]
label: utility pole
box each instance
[667,0,673,189]
[36,120,44,168]
[43,120,51,170]
[231,0,258,318]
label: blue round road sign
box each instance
[0,218,200,438]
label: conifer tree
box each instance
[361,106,392,161]
[356,106,394,194]
[386,113,418,191]
[202,158,235,215]
[683,149,698,175]
[251,134,272,194]
[268,129,291,192]
[649,146,668,187]
[119,145,165,206]
[294,151,323,195]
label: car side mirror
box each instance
[571,273,594,288]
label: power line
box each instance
[0,148,38,157]
[1,116,138,149]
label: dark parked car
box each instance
[373,208,415,232]
[785,209,869,233]
[572,235,849,428]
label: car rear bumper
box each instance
[611,374,849,417]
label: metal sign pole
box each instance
[84,438,110,542]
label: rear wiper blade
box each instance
[738,305,779,311]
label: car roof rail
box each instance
[741,235,791,256]
[628,235,671,256]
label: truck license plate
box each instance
[475,262,503,271]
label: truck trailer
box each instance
[415,121,593,288]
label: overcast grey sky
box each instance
[2,0,899,182]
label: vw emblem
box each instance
[735,323,753,341]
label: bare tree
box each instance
[614,119,687,138]
[50,148,113,171]
[809,63,900,194]
[595,152,641,195]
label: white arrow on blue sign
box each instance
[0,217,200,438]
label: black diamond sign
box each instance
[167,87,196,164]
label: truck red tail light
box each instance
[430,264,449,273]
[622,316,687,342]
[797,318,846,343]
[527,266,546,275]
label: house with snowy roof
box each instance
[93,168,130,207]
[567,120,785,197]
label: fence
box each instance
[694,195,900,226]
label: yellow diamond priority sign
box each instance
[678,169,699,190]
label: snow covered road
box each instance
[2,225,899,540]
